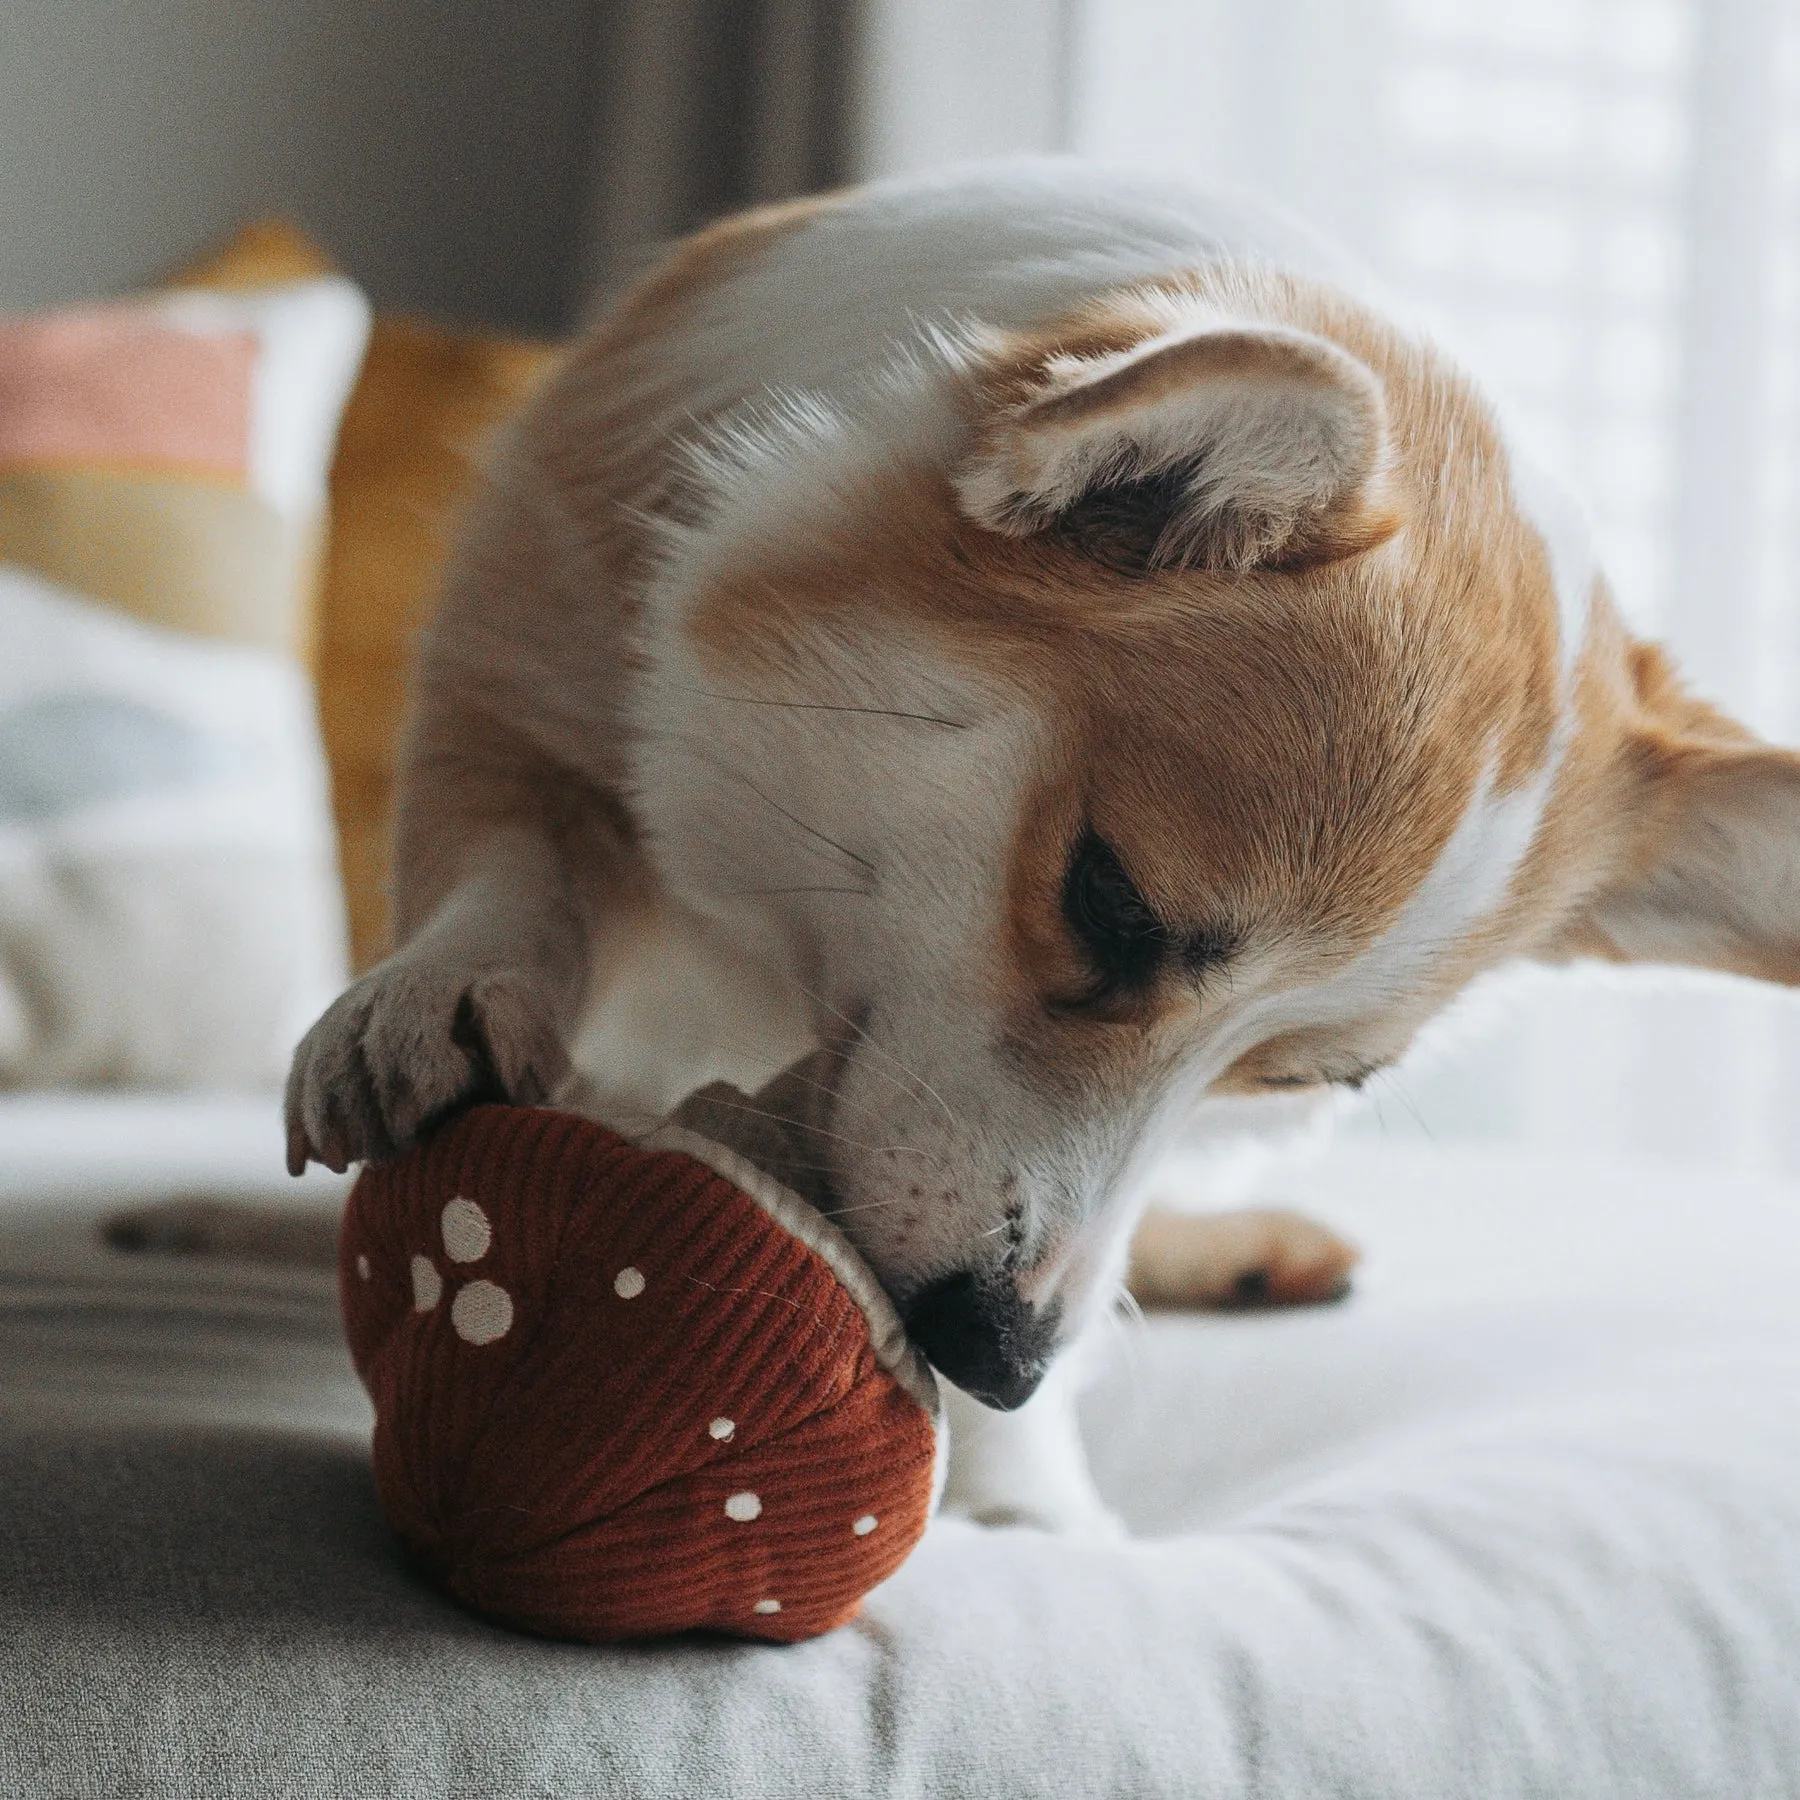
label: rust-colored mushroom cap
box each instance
[341,1105,941,1643]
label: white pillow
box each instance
[0,566,346,1088]
[150,276,372,523]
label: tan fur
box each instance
[288,172,1800,1359]
[675,265,1574,1103]
[397,191,841,933]
[1128,1207,1359,1309]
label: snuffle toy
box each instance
[341,1078,943,1644]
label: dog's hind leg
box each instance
[1127,1207,1358,1310]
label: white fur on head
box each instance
[955,316,1392,572]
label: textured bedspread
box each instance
[2,1096,1798,1798]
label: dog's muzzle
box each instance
[901,1270,1061,1410]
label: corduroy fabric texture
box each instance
[341,1105,938,1644]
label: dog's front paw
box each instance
[285,960,569,1174]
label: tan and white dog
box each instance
[284,161,1800,1533]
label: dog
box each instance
[273,160,1800,1534]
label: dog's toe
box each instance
[284,960,568,1174]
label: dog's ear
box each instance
[955,317,1400,573]
[1553,647,1800,985]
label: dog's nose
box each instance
[901,1270,1060,1411]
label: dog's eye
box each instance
[1260,1063,1384,1093]
[1060,830,1169,995]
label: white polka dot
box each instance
[724,1491,762,1522]
[753,1598,781,1615]
[355,1254,371,1282]
[613,1266,646,1299]
[853,1513,879,1536]
[708,1417,736,1442]
[440,1196,491,1263]
[410,1255,442,1311]
[451,1279,514,1345]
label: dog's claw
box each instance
[284,959,567,1177]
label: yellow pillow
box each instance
[322,317,561,968]
[174,222,563,970]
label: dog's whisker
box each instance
[681,1094,952,1165]
[789,978,964,1137]
[653,1029,931,1139]
[659,680,968,731]
[1114,1284,1147,1333]
[724,885,871,897]
[820,1196,914,1219]
[722,1048,932,1129]
[1370,1069,1435,1140]
[785,1053,940,1123]
[1101,1284,1154,1435]
[729,772,875,875]
[643,734,874,880]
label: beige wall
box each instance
[0,0,608,332]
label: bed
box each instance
[5,1091,1797,1798]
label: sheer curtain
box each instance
[581,0,852,303]
[864,0,1800,1171]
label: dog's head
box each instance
[634,267,1800,1406]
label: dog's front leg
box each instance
[940,1348,1123,1538]
[285,839,578,1172]
[285,708,635,1173]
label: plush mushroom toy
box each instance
[340,1072,943,1644]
